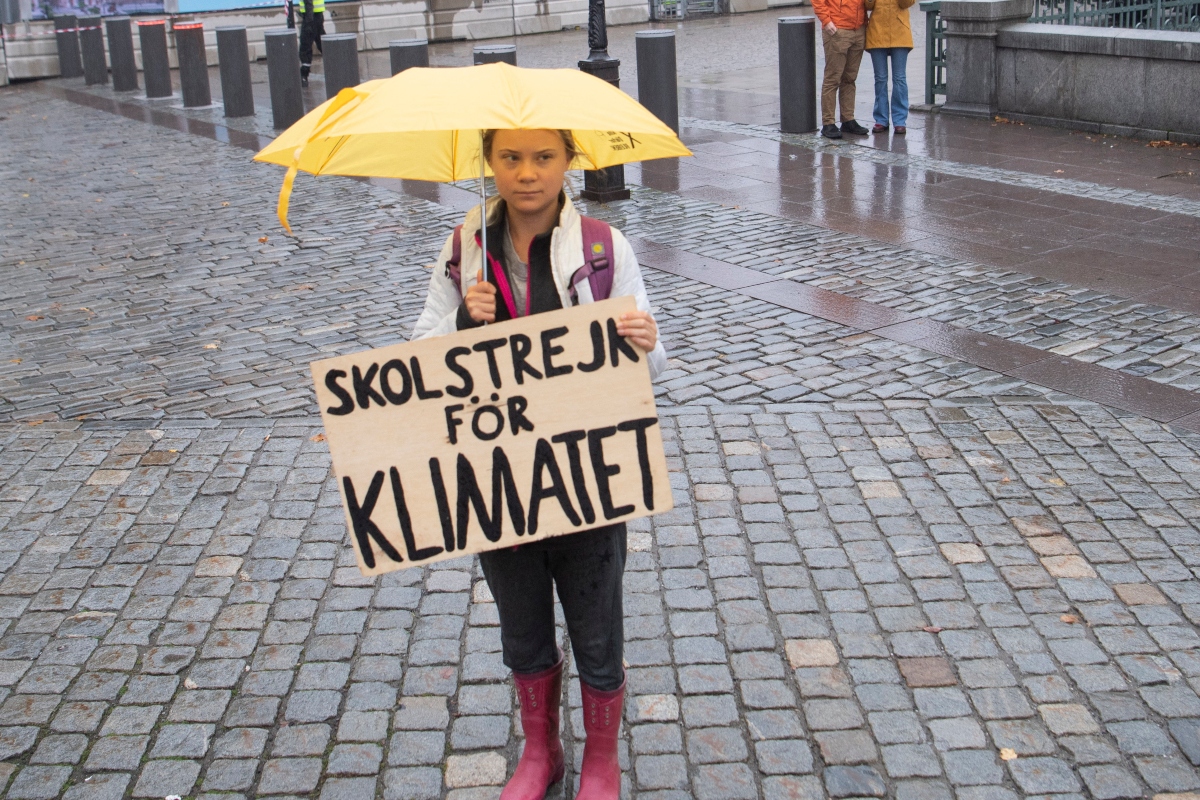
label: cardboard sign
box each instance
[311,296,673,575]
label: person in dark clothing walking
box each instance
[298,0,324,87]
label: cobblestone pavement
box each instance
[6,58,1200,800]
[593,185,1200,396]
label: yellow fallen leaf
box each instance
[203,343,219,350]
[999,748,1017,761]
[10,359,20,364]
[258,236,269,244]
[26,315,42,321]
[27,420,44,426]
[221,202,230,207]
[1061,614,1078,624]
[310,433,326,442]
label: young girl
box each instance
[411,128,665,800]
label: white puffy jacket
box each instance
[410,195,667,380]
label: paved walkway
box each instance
[3,12,1200,800]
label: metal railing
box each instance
[921,0,1199,106]
[920,0,947,105]
[1030,0,1200,28]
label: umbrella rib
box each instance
[317,135,352,174]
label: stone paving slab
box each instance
[6,79,1200,800]
[681,117,1200,219]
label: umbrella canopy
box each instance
[254,62,692,231]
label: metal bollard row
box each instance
[51,17,812,144]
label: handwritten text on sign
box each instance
[311,297,673,576]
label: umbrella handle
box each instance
[478,129,488,293]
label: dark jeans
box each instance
[479,523,626,691]
[299,12,324,67]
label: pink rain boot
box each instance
[575,678,625,800]
[500,658,565,800]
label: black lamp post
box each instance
[578,0,631,202]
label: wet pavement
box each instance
[4,10,1200,800]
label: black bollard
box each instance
[778,17,818,134]
[473,43,516,65]
[265,29,305,129]
[54,15,84,79]
[322,33,359,99]
[389,38,428,74]
[106,17,138,92]
[174,22,211,107]
[138,20,172,98]
[216,26,255,117]
[79,16,107,85]
[635,30,679,133]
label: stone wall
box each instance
[995,24,1200,140]
[939,0,1200,142]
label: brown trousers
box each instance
[821,26,866,125]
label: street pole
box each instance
[578,0,630,202]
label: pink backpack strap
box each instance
[445,224,464,292]
[570,216,615,305]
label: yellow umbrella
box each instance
[254,62,692,233]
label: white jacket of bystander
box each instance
[410,195,668,380]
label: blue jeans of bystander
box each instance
[869,47,910,128]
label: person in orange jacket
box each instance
[811,0,870,139]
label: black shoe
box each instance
[301,75,308,87]
[820,124,843,140]
[841,120,870,136]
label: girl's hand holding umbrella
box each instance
[465,270,497,324]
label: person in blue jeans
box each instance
[865,0,915,134]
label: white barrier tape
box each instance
[0,25,104,41]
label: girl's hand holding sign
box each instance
[616,311,657,352]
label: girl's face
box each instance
[488,129,571,218]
